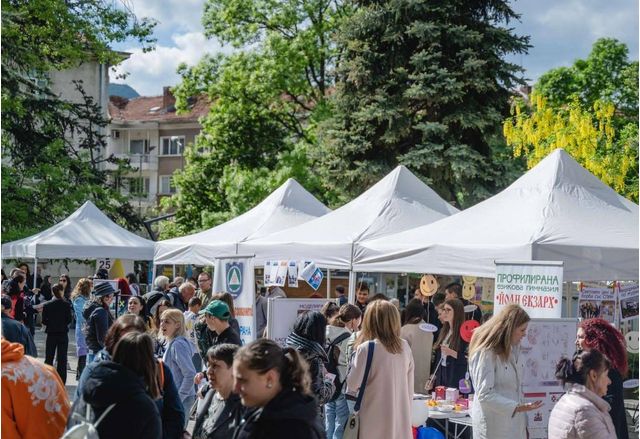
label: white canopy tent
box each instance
[238,165,460,270]
[153,178,331,265]
[353,149,639,282]
[1,201,155,261]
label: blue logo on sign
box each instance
[226,262,243,298]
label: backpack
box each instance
[325,331,351,402]
[145,290,170,316]
[63,403,116,439]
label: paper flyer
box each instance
[299,261,323,290]
[578,282,616,323]
[287,261,298,288]
[269,261,280,286]
[618,282,639,321]
[273,261,288,287]
[297,261,312,280]
[264,260,272,286]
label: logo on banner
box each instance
[226,263,243,298]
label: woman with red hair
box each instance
[576,318,628,439]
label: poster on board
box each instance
[213,256,256,345]
[578,283,616,323]
[618,282,639,321]
[287,261,298,288]
[266,298,338,346]
[494,261,563,319]
[520,318,579,439]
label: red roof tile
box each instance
[108,94,210,123]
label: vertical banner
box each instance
[617,282,639,322]
[213,256,256,345]
[494,261,563,319]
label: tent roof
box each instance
[353,149,639,281]
[1,201,154,260]
[239,165,459,268]
[154,178,331,265]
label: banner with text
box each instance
[578,282,616,323]
[494,261,563,318]
[213,256,256,345]
[617,282,639,322]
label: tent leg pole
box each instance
[348,271,356,304]
[172,265,176,280]
[326,270,331,299]
[33,258,38,288]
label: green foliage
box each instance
[1,0,156,242]
[506,38,638,202]
[162,0,348,236]
[318,0,530,206]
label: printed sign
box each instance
[266,298,337,346]
[287,261,298,288]
[264,260,273,286]
[494,261,563,319]
[213,257,256,345]
[578,282,616,323]
[300,261,323,291]
[618,282,639,321]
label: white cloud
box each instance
[126,0,205,35]
[110,31,228,96]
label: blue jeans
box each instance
[325,393,349,439]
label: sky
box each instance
[111,0,639,97]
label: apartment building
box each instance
[106,87,209,215]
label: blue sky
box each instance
[111,0,639,97]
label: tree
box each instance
[163,0,348,236]
[317,0,530,206]
[1,0,156,242]
[504,38,638,202]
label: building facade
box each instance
[106,87,209,215]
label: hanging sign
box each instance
[578,282,616,323]
[494,261,563,319]
[617,282,639,322]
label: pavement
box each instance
[33,326,79,401]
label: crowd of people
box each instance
[0,268,633,439]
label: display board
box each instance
[519,318,578,439]
[266,298,337,346]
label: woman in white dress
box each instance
[468,304,543,439]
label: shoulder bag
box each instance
[343,340,375,439]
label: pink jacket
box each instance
[548,383,616,439]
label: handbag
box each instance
[342,341,375,439]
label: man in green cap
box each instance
[195,300,241,362]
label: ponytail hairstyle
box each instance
[321,301,340,321]
[329,304,362,328]
[113,332,161,399]
[235,338,312,395]
[434,298,465,353]
[579,318,628,376]
[555,349,610,386]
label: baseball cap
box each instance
[199,300,231,320]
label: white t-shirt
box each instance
[183,310,198,350]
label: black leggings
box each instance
[45,333,68,384]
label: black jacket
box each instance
[193,391,244,439]
[69,361,161,439]
[83,301,114,352]
[434,338,469,390]
[1,313,37,356]
[232,388,324,439]
[42,298,73,334]
[605,368,628,439]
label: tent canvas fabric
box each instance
[353,149,639,281]
[153,178,331,265]
[238,165,459,269]
[1,201,155,260]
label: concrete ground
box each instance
[33,326,79,401]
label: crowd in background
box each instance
[0,266,632,439]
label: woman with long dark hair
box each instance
[576,318,629,439]
[285,310,335,405]
[69,332,162,439]
[548,350,616,438]
[428,298,467,389]
[127,295,151,329]
[232,338,324,438]
[59,274,72,300]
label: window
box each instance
[161,136,185,156]
[127,177,150,197]
[159,175,177,194]
[130,139,150,155]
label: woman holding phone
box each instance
[468,304,542,439]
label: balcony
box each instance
[102,153,158,172]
